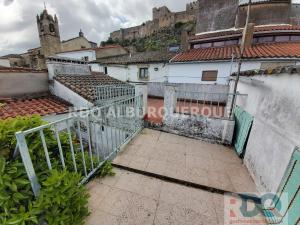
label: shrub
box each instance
[34,170,90,225]
[0,116,115,225]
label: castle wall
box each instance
[196,0,238,33]
[235,3,291,28]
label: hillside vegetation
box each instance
[102,21,196,52]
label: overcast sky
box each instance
[1,0,300,56]
[0,0,193,55]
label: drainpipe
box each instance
[229,0,252,117]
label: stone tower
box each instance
[37,9,61,57]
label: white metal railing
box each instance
[95,85,135,106]
[175,90,247,119]
[15,95,143,196]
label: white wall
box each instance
[233,74,300,193]
[53,80,93,109]
[100,63,168,82]
[168,61,261,84]
[0,58,10,67]
[56,50,96,62]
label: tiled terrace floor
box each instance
[86,129,266,225]
[113,129,257,193]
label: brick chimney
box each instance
[241,23,255,48]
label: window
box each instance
[49,24,55,32]
[83,56,89,61]
[138,68,149,80]
[104,67,108,75]
[213,41,225,47]
[275,36,290,42]
[202,70,218,81]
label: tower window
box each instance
[49,24,55,32]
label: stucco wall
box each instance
[104,63,168,83]
[168,60,262,84]
[0,72,48,97]
[233,74,300,193]
[56,50,96,62]
[53,80,93,109]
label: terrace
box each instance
[85,129,265,225]
[13,84,296,225]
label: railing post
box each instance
[15,131,41,197]
[135,83,148,117]
[164,84,177,121]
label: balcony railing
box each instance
[15,95,144,196]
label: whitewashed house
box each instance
[169,24,300,84]
[56,48,97,62]
[93,51,176,83]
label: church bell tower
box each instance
[37,8,61,57]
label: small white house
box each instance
[169,42,300,85]
[56,49,97,62]
[0,57,10,67]
[94,51,176,83]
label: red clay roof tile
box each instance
[171,42,300,62]
[0,96,71,120]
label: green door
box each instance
[233,106,254,156]
[262,147,300,225]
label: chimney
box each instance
[241,23,255,48]
[181,30,189,52]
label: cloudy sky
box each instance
[0,0,193,55]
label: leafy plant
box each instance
[0,157,40,225]
[34,170,90,225]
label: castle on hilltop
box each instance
[110,1,199,41]
[110,0,300,41]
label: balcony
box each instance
[85,128,267,225]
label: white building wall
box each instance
[168,61,261,84]
[56,50,96,62]
[103,63,168,83]
[53,80,93,109]
[233,74,300,193]
[0,58,10,67]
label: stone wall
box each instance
[235,2,291,28]
[196,0,238,33]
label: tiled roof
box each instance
[54,72,127,102]
[171,42,300,62]
[231,65,300,77]
[95,51,176,65]
[0,96,71,120]
[0,54,22,59]
[189,25,300,41]
[0,66,47,73]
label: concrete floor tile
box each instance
[146,158,167,175]
[97,168,123,187]
[154,201,186,225]
[88,183,112,211]
[114,171,142,193]
[159,182,189,206]
[158,132,188,146]
[186,167,210,187]
[136,176,163,200]
[207,171,236,192]
[85,210,120,225]
[164,162,187,181]
[113,154,133,167]
[128,155,150,171]
[141,128,162,140]
[186,155,214,170]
